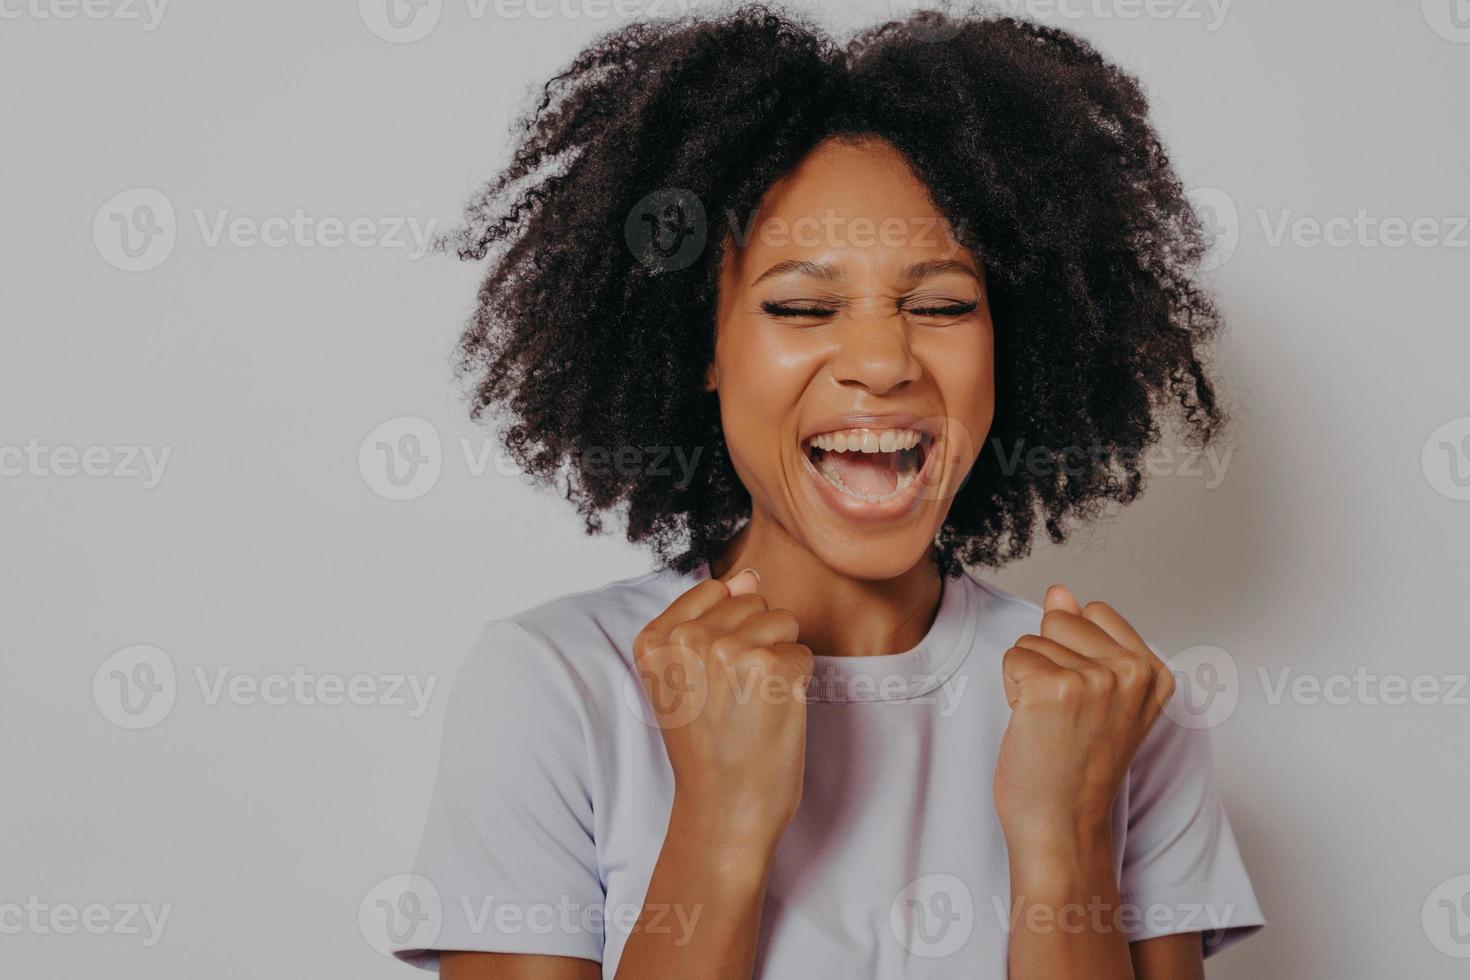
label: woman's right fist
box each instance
[633,568,814,847]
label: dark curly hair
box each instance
[446,2,1225,576]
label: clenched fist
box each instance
[994,584,1176,853]
[634,568,815,848]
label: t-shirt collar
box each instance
[680,562,975,703]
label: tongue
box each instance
[820,451,899,496]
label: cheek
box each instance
[930,329,996,422]
[715,329,812,467]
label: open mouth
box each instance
[802,427,934,504]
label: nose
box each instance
[828,313,922,397]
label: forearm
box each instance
[1004,821,1135,980]
[613,796,776,980]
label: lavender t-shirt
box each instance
[395,565,1264,976]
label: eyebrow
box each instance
[750,257,981,287]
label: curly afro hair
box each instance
[447,2,1225,576]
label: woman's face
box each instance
[711,136,995,580]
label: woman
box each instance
[396,6,1264,977]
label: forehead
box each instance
[723,136,975,285]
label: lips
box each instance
[803,426,932,502]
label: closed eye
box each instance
[906,300,979,317]
[761,301,838,318]
[760,299,981,319]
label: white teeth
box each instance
[807,428,923,454]
[805,427,928,503]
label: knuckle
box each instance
[1156,666,1178,701]
[772,608,800,635]
[1082,665,1116,693]
[749,645,779,668]
[732,593,769,613]
[1052,672,1084,705]
[707,634,743,662]
[1113,656,1150,687]
[667,621,706,650]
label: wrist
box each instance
[668,792,783,888]
[1003,813,1115,886]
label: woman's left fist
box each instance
[993,584,1176,852]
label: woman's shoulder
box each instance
[498,566,689,655]
[957,571,1047,641]
[452,566,693,702]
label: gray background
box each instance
[3,1,1468,977]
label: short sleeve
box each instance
[394,620,605,968]
[1118,691,1266,958]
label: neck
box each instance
[709,513,944,659]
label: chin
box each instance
[802,524,942,582]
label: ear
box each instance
[704,362,719,392]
